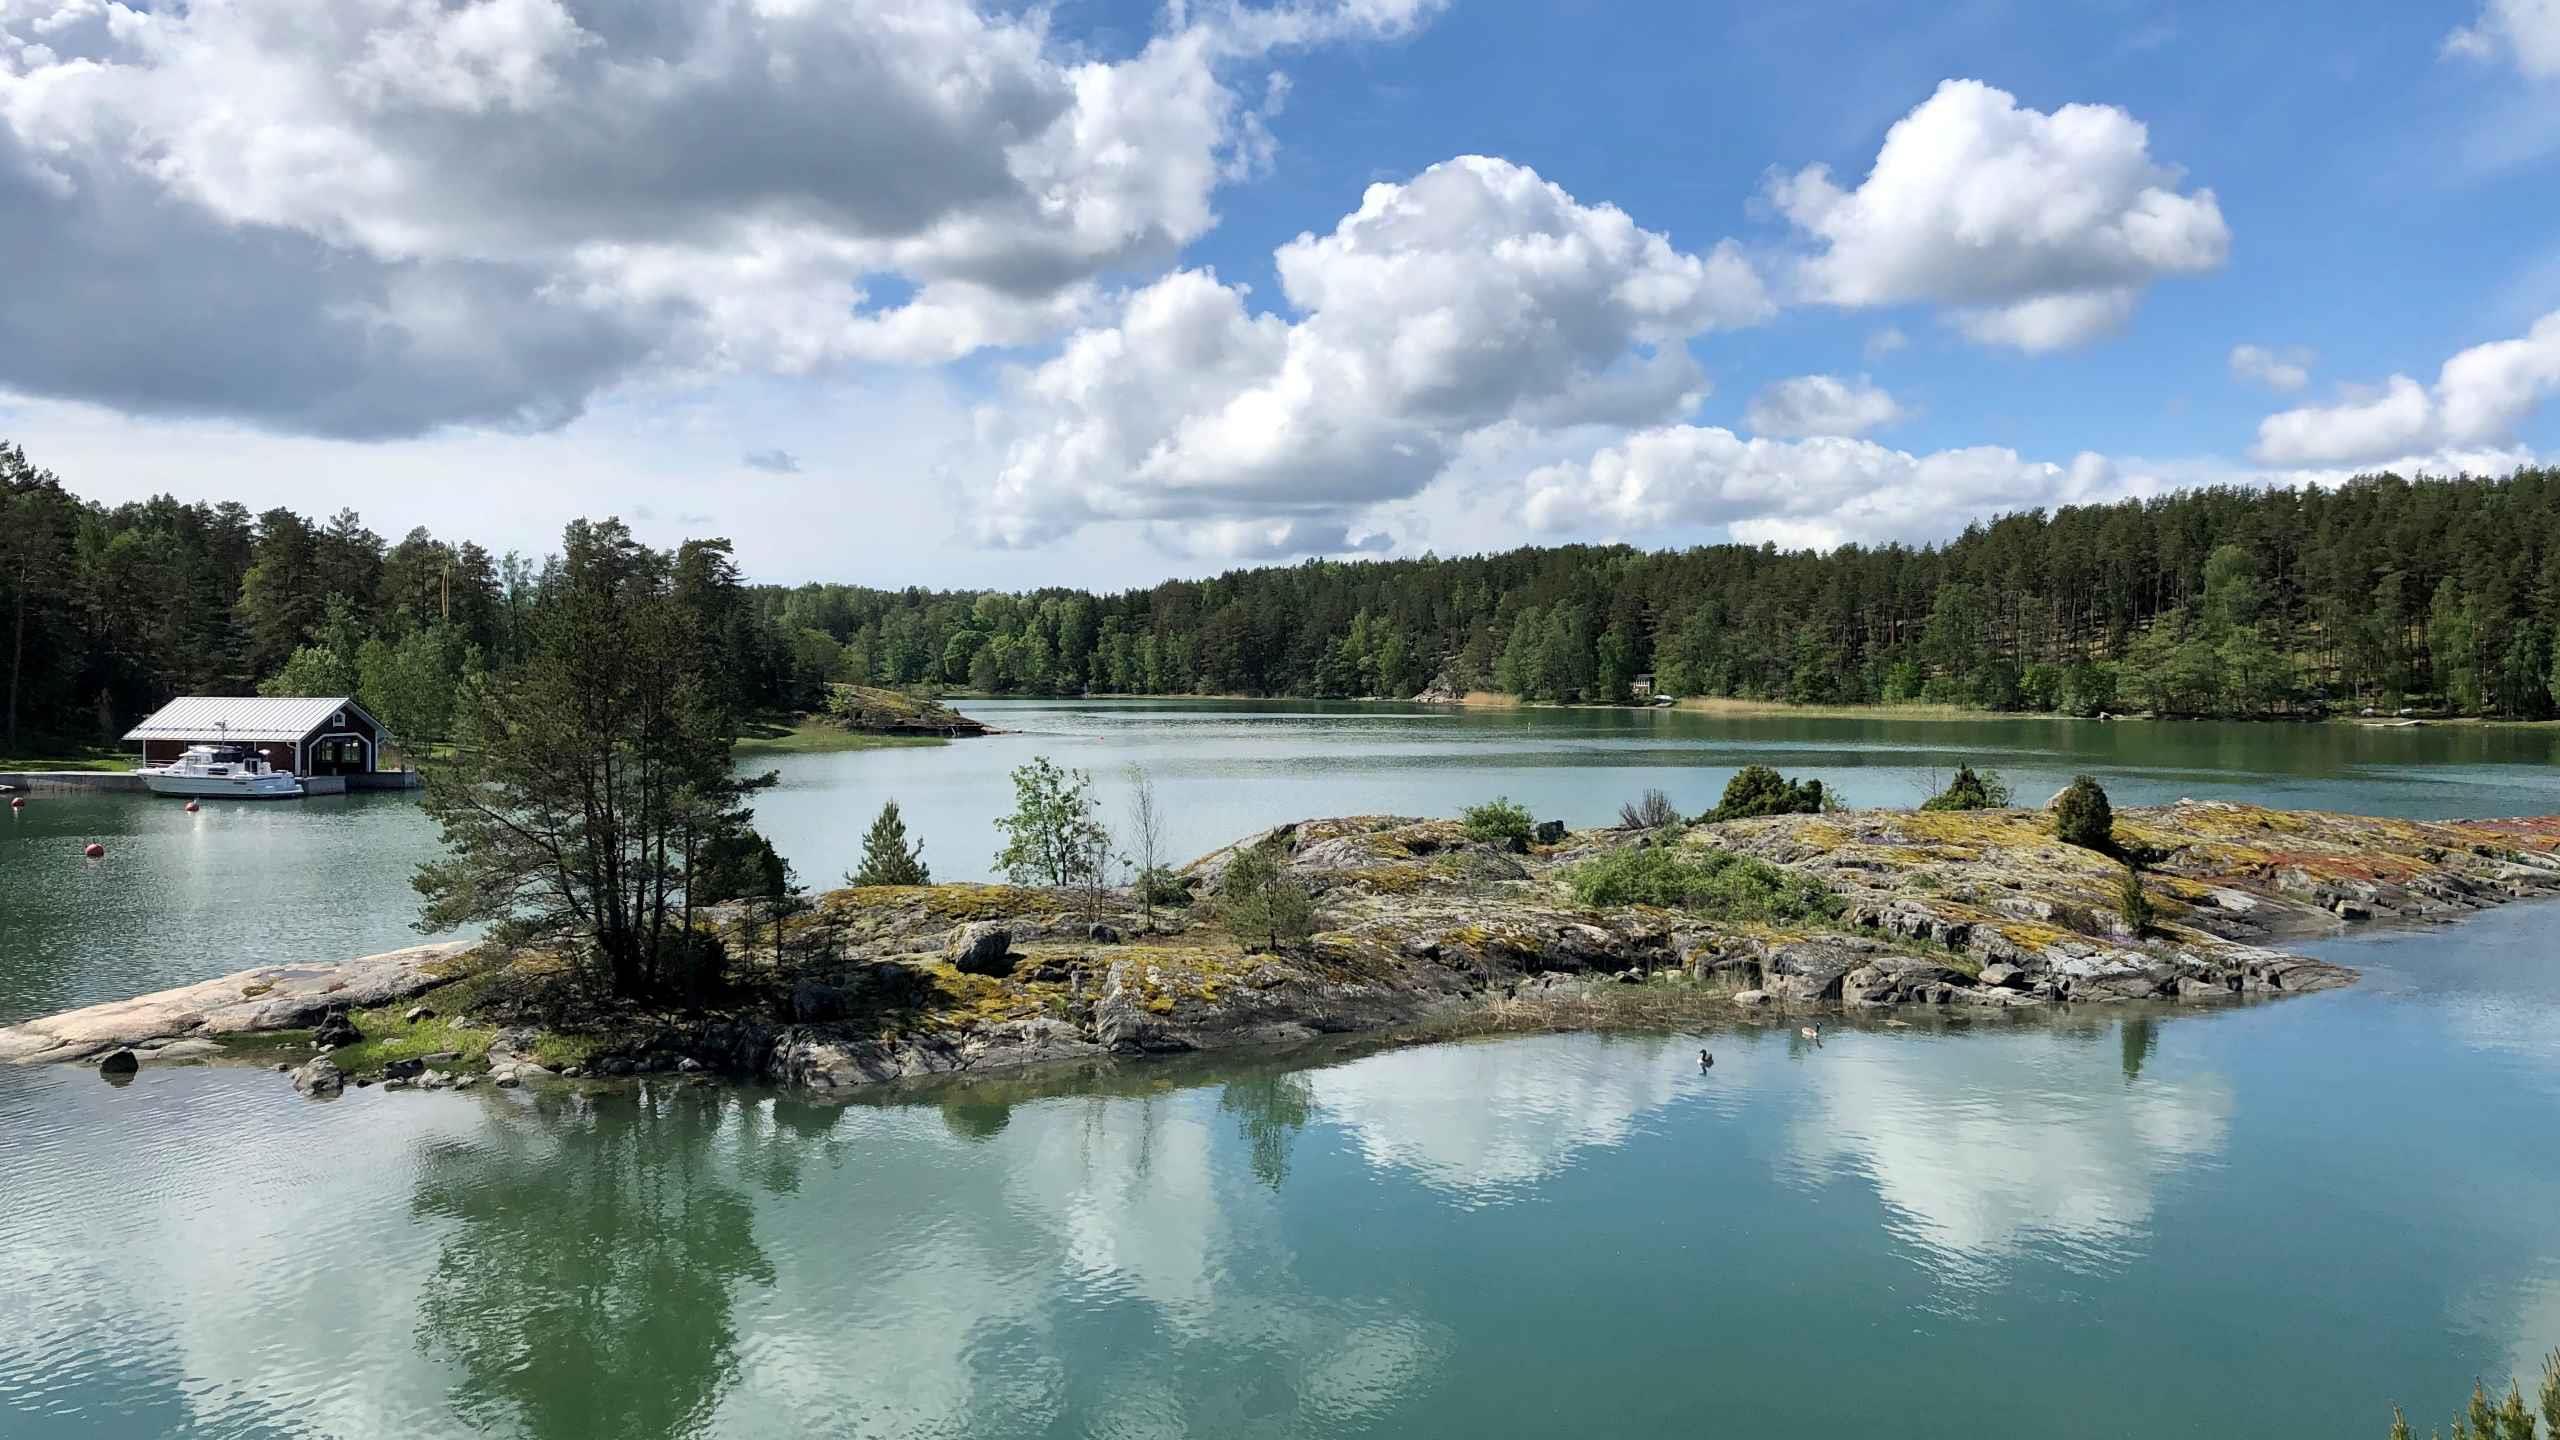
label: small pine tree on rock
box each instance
[2117,862,2154,936]
[851,800,930,886]
[2052,774,2115,851]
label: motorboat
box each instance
[138,745,304,799]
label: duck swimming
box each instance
[1697,1049,1714,1069]
[1800,1024,1822,1043]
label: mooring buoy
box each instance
[184,800,200,813]
[83,842,105,859]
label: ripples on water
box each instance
[5,903,2557,1439]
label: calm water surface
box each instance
[3,702,2558,1437]
[9,701,2560,1021]
[1,908,2555,1438]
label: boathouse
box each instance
[123,696,390,778]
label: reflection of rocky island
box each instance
[7,803,2558,1093]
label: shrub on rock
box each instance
[2118,863,2155,935]
[1706,765,1827,821]
[1566,846,1839,923]
[1217,844,1317,954]
[2052,775,2115,851]
[1460,797,1535,850]
[1920,765,2011,811]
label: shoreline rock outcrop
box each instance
[6,805,2557,1096]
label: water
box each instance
[1,906,2554,1438]
[9,701,2560,1023]
[4,702,2559,1436]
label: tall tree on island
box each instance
[414,518,775,1002]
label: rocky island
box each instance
[7,800,2558,1094]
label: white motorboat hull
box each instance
[141,773,304,799]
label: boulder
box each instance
[1087,922,1123,944]
[382,1057,427,1080]
[96,1047,139,1076]
[1533,820,1568,845]
[290,1055,345,1097]
[312,1007,361,1049]
[1730,989,1770,1007]
[947,922,1014,976]
[403,1005,435,1023]
[790,979,849,1023]
[1978,962,2027,990]
[1762,938,1885,1002]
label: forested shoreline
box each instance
[9,437,2560,754]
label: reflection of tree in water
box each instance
[941,1099,1014,1141]
[2121,1016,2159,1082]
[1217,1073,1314,1190]
[410,1087,777,1440]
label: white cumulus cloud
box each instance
[978,154,1769,548]
[1520,424,2131,549]
[2252,311,2560,465]
[2228,343,2313,392]
[2444,0,2560,78]
[1770,79,2229,352]
[0,0,1430,436]
[1743,374,1907,438]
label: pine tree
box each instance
[850,799,931,887]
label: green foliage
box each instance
[1134,865,1194,909]
[1461,796,1536,848]
[1920,765,2012,811]
[692,828,785,907]
[2390,1350,2560,1439]
[993,756,1111,888]
[1217,844,1316,953]
[850,799,930,886]
[2052,774,2115,851]
[1565,845,1840,923]
[26,433,2560,748]
[2117,863,2155,935]
[1706,765,1827,821]
[412,518,777,1004]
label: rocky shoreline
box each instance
[8,802,2558,1096]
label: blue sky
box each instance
[2,0,2555,586]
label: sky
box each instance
[3,0,2558,589]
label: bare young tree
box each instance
[1126,764,1167,932]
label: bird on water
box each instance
[1697,1049,1714,1069]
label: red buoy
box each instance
[83,842,105,859]
[7,796,21,809]
[184,800,200,813]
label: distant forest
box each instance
[8,437,2560,754]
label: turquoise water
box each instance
[8,700,2560,1022]
[1,906,2554,1438]
[4,701,2559,1437]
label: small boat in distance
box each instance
[138,745,303,800]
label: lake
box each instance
[1,907,2555,1438]
[2,701,2558,1438]
[9,699,2560,1022]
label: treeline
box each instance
[0,442,807,753]
[753,465,2560,719]
[10,436,2560,753]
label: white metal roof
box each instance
[122,696,374,743]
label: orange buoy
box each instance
[83,842,105,858]
[184,800,200,813]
